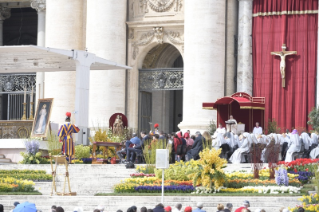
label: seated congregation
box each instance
[214,122,319,164]
[116,122,318,165]
[116,123,207,164]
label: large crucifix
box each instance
[271,44,297,87]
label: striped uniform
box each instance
[58,122,80,157]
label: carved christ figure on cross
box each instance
[271,44,297,87]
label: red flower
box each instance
[294,168,298,173]
[305,168,309,172]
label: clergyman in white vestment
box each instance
[285,129,301,162]
[252,122,263,135]
[212,123,226,148]
[226,115,237,134]
[229,132,251,164]
[309,133,319,159]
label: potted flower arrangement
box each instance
[19,140,48,164]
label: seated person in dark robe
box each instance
[185,131,205,161]
[126,131,150,163]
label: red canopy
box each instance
[203,92,265,110]
[203,92,265,132]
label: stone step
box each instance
[0,195,301,212]
[34,183,114,195]
[0,158,13,163]
[0,164,138,173]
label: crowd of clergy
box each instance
[212,116,319,164]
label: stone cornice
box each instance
[30,0,46,12]
[127,19,184,28]
[131,26,184,60]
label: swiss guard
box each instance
[58,112,80,161]
[150,123,160,135]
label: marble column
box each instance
[237,0,253,95]
[45,0,84,124]
[86,0,126,128]
[317,0,319,106]
[0,6,11,116]
[30,0,46,101]
[179,0,226,132]
[226,0,238,96]
[0,6,11,46]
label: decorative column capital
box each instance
[0,6,11,21]
[30,0,46,12]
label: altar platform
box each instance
[0,120,47,162]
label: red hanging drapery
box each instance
[252,0,318,132]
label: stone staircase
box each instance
[0,164,137,195]
[0,163,302,212]
[0,194,301,212]
[0,154,15,164]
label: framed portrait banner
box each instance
[31,98,54,137]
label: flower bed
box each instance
[134,185,194,193]
[0,170,52,180]
[227,169,298,181]
[278,158,319,172]
[290,194,319,212]
[224,178,301,188]
[116,150,306,195]
[114,177,194,193]
[0,177,36,192]
[0,170,46,174]
[278,158,318,184]
[115,168,301,194]
[288,171,312,184]
[220,186,300,194]
[130,173,155,178]
[0,170,52,181]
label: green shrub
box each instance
[47,130,62,155]
[208,119,217,135]
[266,118,281,134]
[75,145,91,159]
[154,160,200,181]
[308,107,319,133]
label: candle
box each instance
[30,86,33,102]
[23,87,26,103]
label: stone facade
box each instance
[127,0,185,131]
[0,0,258,133]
